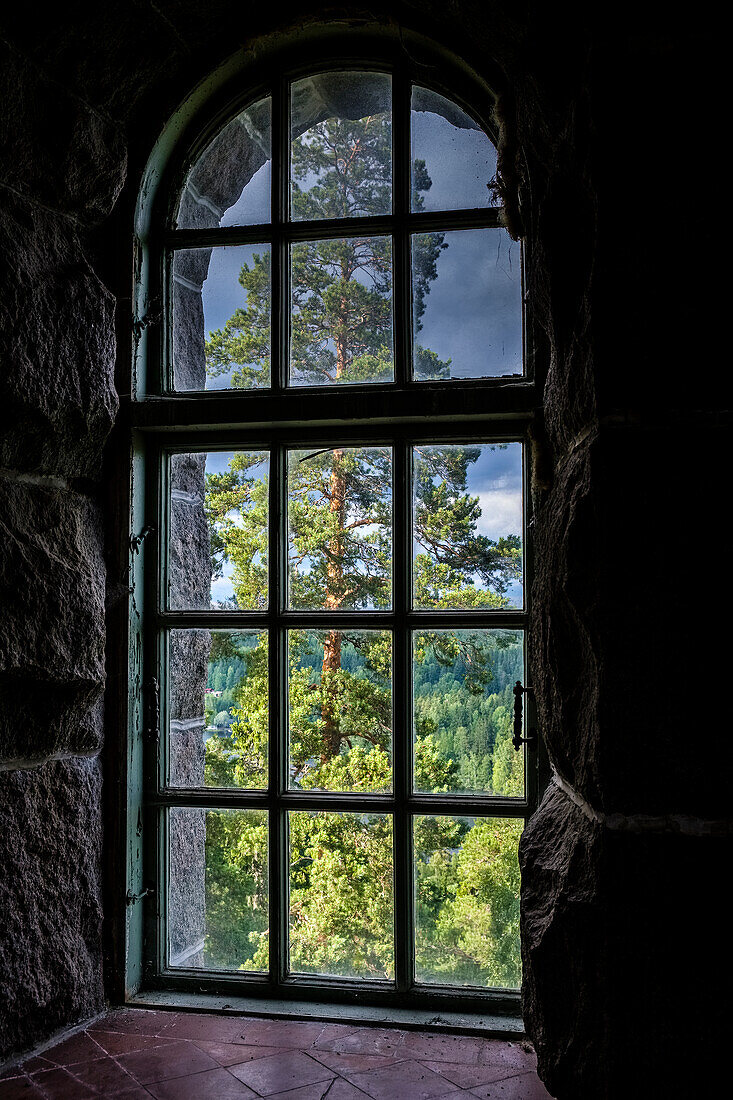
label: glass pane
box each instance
[169,450,269,611]
[414,815,522,987]
[290,72,391,221]
[413,629,525,797]
[413,442,523,609]
[287,446,392,609]
[289,811,394,979]
[411,86,498,212]
[176,97,271,229]
[172,244,271,392]
[288,629,392,793]
[169,630,268,790]
[290,237,393,386]
[168,807,268,972]
[412,228,522,380]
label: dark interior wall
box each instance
[0,1,726,1092]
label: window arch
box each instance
[130,31,536,1017]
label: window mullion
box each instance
[393,439,413,992]
[392,68,410,390]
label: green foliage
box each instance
[198,105,524,988]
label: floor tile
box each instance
[89,1009,178,1036]
[86,1030,179,1058]
[309,1049,402,1074]
[29,1066,97,1098]
[469,1071,553,1099]
[146,1066,259,1099]
[16,1057,54,1073]
[116,1039,220,1084]
[398,1033,484,1065]
[62,1054,141,1094]
[315,1027,407,1058]
[229,1049,335,1096]
[0,1077,46,1099]
[477,1042,536,1073]
[421,1059,520,1089]
[309,1023,360,1045]
[192,1040,287,1066]
[160,1014,253,1044]
[322,1081,378,1100]
[237,1019,333,1049]
[41,1031,109,1067]
[346,1059,459,1100]
[262,1082,334,1100]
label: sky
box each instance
[176,93,522,388]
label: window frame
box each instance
[128,31,540,1018]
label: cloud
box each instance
[475,488,522,541]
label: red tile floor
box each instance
[0,1009,553,1099]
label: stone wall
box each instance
[0,1,727,1090]
[0,28,123,1055]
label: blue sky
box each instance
[180,95,522,387]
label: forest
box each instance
[180,81,525,990]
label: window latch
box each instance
[126,885,154,906]
[512,681,537,751]
[130,525,154,553]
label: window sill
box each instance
[126,989,525,1038]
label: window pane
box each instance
[413,443,523,610]
[169,630,268,790]
[169,450,269,611]
[176,97,271,229]
[288,629,392,793]
[289,811,394,979]
[411,86,498,212]
[290,237,393,386]
[290,72,391,221]
[413,629,525,797]
[287,446,392,610]
[414,815,521,988]
[412,228,522,380]
[168,808,268,972]
[172,244,271,392]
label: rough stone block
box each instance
[0,757,104,1060]
[531,422,730,818]
[0,42,126,225]
[0,478,106,765]
[0,195,118,480]
[521,784,728,1098]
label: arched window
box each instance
[130,33,536,1016]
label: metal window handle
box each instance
[512,681,537,751]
